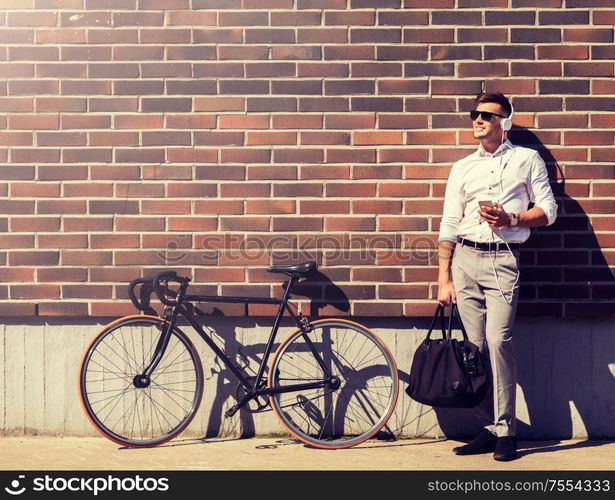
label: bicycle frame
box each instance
[140,274,336,416]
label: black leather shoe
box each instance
[453,429,497,455]
[493,436,517,461]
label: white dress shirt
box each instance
[438,139,558,244]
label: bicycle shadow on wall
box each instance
[433,127,615,452]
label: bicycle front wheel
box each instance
[268,319,398,449]
[79,315,204,447]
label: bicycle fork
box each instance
[130,310,177,389]
[135,283,189,389]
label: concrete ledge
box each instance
[0,316,613,439]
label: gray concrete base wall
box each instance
[1,316,613,440]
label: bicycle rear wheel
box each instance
[79,315,204,447]
[268,318,398,449]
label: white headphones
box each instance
[499,104,514,131]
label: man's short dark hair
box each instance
[474,92,512,117]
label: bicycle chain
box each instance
[277,378,323,382]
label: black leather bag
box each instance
[405,303,490,408]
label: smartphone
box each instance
[478,200,495,209]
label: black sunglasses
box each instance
[470,110,506,121]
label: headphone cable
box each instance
[487,134,520,305]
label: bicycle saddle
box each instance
[267,261,317,276]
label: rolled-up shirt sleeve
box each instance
[528,152,558,226]
[438,164,464,243]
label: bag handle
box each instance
[446,302,469,342]
[425,304,447,340]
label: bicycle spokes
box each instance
[80,318,204,447]
[269,320,398,449]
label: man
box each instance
[437,92,558,461]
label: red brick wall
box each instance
[0,0,613,318]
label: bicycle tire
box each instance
[268,318,399,449]
[79,315,204,448]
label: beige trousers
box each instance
[451,241,520,437]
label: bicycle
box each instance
[79,261,399,449]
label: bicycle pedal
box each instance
[224,405,239,418]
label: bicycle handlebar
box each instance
[153,271,179,306]
[128,277,153,311]
[128,271,190,311]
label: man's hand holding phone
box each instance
[478,200,510,228]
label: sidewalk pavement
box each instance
[0,437,614,470]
